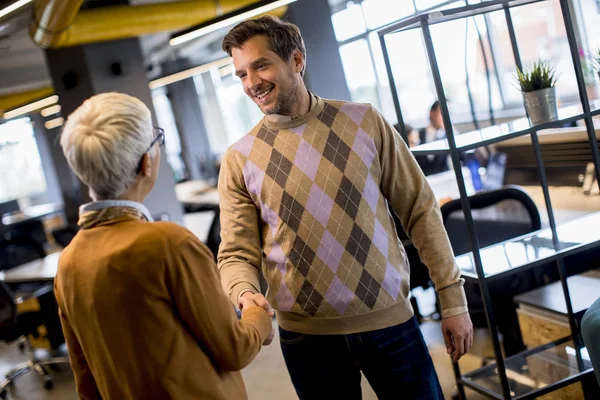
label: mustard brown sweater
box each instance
[55,215,272,400]
[218,96,467,335]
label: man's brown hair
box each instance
[222,15,307,76]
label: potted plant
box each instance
[593,48,600,81]
[580,48,599,100]
[516,61,559,125]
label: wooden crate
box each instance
[517,307,583,399]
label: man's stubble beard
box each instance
[263,69,299,116]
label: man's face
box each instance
[232,35,301,115]
[430,107,444,130]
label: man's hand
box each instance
[441,313,473,363]
[239,292,275,316]
[239,292,275,345]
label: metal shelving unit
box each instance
[377,0,600,398]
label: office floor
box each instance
[0,289,489,400]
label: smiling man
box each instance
[218,16,473,399]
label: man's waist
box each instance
[276,299,413,335]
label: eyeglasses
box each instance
[137,127,165,173]
[146,127,165,152]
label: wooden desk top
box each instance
[0,252,60,284]
[514,270,600,316]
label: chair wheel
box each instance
[0,389,7,399]
[44,380,53,390]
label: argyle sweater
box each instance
[218,96,467,335]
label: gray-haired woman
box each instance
[55,92,272,400]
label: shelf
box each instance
[409,101,600,156]
[456,211,600,281]
[379,0,553,36]
[462,337,593,400]
[513,271,600,318]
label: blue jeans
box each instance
[279,316,443,400]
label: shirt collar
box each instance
[79,200,154,222]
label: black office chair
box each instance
[0,282,69,398]
[205,209,221,262]
[0,235,47,272]
[440,185,544,356]
[440,185,541,255]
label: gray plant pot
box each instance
[523,86,559,125]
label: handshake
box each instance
[239,292,276,346]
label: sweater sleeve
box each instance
[217,149,263,305]
[168,235,272,371]
[374,107,468,318]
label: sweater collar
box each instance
[262,94,325,131]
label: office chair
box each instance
[440,185,543,356]
[204,209,269,297]
[0,282,69,398]
[0,234,46,272]
[0,201,19,217]
[205,209,221,262]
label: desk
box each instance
[175,181,219,210]
[426,167,474,202]
[1,204,63,227]
[0,252,60,284]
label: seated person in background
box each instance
[56,92,273,400]
[409,101,454,176]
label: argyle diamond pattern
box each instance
[232,99,405,317]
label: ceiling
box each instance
[0,0,231,98]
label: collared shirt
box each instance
[79,200,154,222]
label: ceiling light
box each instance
[149,57,232,89]
[44,117,64,130]
[0,0,33,20]
[4,95,59,120]
[169,0,297,46]
[40,104,62,117]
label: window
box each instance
[331,2,367,41]
[0,118,47,203]
[331,0,476,126]
[575,0,600,89]
[339,39,380,111]
[361,0,414,30]
[152,89,187,182]
[491,1,580,104]
[194,65,263,155]
[330,0,597,129]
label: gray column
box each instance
[287,0,352,101]
[162,59,217,181]
[44,37,184,224]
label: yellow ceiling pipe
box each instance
[0,86,55,118]
[29,0,283,49]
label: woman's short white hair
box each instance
[60,92,154,200]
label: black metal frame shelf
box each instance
[456,211,600,281]
[409,103,599,155]
[379,0,563,35]
[378,0,600,398]
[461,336,593,400]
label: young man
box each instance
[218,16,473,399]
